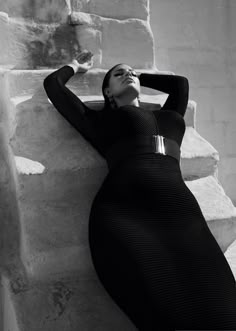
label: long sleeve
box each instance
[139,73,189,117]
[43,65,100,151]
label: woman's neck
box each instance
[114,95,140,108]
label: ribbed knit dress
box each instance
[44,65,236,331]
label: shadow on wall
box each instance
[0,0,69,23]
[13,23,80,69]
[0,0,81,69]
[9,86,108,281]
[0,70,29,299]
[10,85,106,180]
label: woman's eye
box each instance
[114,70,136,77]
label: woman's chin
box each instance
[123,83,139,94]
[113,84,140,101]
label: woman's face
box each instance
[105,64,140,100]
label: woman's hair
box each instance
[102,63,124,110]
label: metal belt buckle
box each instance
[153,135,166,155]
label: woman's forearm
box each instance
[139,73,188,96]
[139,73,189,116]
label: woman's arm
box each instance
[43,60,98,148]
[139,73,189,117]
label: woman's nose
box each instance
[125,70,132,77]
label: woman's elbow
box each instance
[178,76,189,96]
[43,76,56,103]
[43,74,58,98]
[183,76,189,87]
[43,76,49,93]
[43,75,52,92]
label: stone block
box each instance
[2,275,136,331]
[28,0,69,23]
[211,87,236,122]
[10,93,215,181]
[152,47,229,89]
[228,55,236,86]
[20,237,95,280]
[75,26,102,67]
[222,174,236,205]
[0,73,23,267]
[17,167,107,279]
[101,18,154,69]
[225,122,236,155]
[150,0,228,51]
[1,275,19,331]
[191,87,214,123]
[71,0,149,20]
[220,157,236,180]
[197,121,227,155]
[0,0,69,23]
[10,92,195,158]
[0,6,154,69]
[0,68,15,136]
[8,68,176,98]
[225,239,236,281]
[17,173,236,279]
[180,127,219,180]
[186,175,236,252]
[17,167,106,205]
[168,48,229,88]
[10,95,106,169]
[71,12,154,69]
[0,12,79,69]
[15,156,45,175]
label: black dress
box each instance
[44,66,236,330]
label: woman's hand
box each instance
[76,50,94,72]
[68,50,94,74]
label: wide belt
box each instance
[105,134,181,170]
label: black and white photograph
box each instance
[0,1,236,330]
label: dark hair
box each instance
[102,63,123,110]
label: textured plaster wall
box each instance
[150,0,236,205]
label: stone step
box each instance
[3,199,236,331]
[13,125,219,204]
[180,126,219,180]
[8,68,180,98]
[69,94,196,128]
[15,172,236,281]
[224,238,236,281]
[1,275,20,331]
[1,273,136,331]
[11,92,196,126]
[10,93,217,180]
[16,167,106,281]
[185,176,236,253]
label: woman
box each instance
[44,50,236,330]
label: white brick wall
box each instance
[150,0,236,205]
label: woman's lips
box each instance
[123,77,134,84]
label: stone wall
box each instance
[0,0,154,69]
[150,0,236,205]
